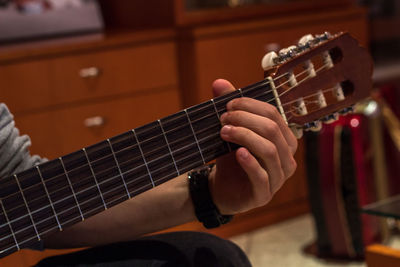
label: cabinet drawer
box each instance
[182,10,368,105]
[15,88,180,159]
[1,41,178,113]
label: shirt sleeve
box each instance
[0,103,46,250]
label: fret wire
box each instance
[0,81,280,249]
[107,139,131,199]
[0,68,322,251]
[82,148,108,210]
[13,174,40,241]
[1,87,272,217]
[0,129,221,234]
[0,166,158,245]
[0,200,20,251]
[36,166,63,231]
[2,84,279,221]
[238,88,244,97]
[59,157,85,221]
[0,131,225,242]
[184,109,205,164]
[3,173,160,252]
[0,95,239,216]
[158,120,180,176]
[131,129,155,188]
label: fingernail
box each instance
[239,148,249,159]
[221,125,232,136]
[227,100,233,111]
[220,112,227,123]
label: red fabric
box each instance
[379,84,400,196]
[319,121,351,256]
[346,115,380,246]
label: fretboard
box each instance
[0,78,274,257]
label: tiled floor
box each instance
[230,214,366,267]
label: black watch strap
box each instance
[188,164,233,229]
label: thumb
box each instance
[212,79,236,97]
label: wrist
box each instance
[188,164,233,229]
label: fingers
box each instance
[227,97,298,155]
[212,79,236,97]
[212,79,298,200]
[221,124,296,194]
[220,111,296,179]
[235,147,273,205]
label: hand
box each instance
[209,79,298,215]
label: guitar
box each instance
[0,32,372,257]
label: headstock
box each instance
[261,32,373,138]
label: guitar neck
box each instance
[0,78,275,256]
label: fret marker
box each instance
[0,200,20,251]
[184,109,206,164]
[59,157,85,221]
[14,174,41,241]
[82,148,108,210]
[131,130,155,187]
[36,166,63,231]
[107,139,131,198]
[158,120,180,176]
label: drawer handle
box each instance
[79,67,101,78]
[84,116,105,128]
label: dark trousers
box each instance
[35,231,251,267]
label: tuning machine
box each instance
[290,125,303,139]
[339,106,354,115]
[261,51,278,70]
[315,32,332,42]
[304,120,322,132]
[321,113,339,124]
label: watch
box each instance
[188,164,233,229]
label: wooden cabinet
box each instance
[2,42,177,114]
[0,30,181,159]
[177,7,368,106]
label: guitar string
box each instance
[0,62,335,245]
[0,63,331,216]
[0,150,211,253]
[0,79,339,251]
[280,86,339,115]
[0,63,322,206]
[0,65,337,240]
[0,136,221,245]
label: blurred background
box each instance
[0,0,399,266]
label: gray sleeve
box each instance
[0,103,46,250]
[0,103,46,178]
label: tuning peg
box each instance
[304,121,322,132]
[321,113,339,124]
[261,51,278,70]
[315,32,332,42]
[339,106,354,115]
[298,34,314,45]
[286,45,298,57]
[277,47,290,62]
[290,125,303,139]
